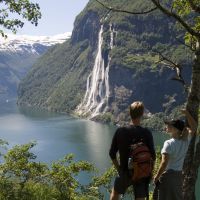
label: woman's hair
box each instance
[164,119,187,140]
[179,127,189,140]
[130,101,144,120]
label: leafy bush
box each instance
[0,136,165,200]
[0,142,118,200]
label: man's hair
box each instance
[130,101,144,120]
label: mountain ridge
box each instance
[0,33,71,102]
[0,33,71,53]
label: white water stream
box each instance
[76,24,114,118]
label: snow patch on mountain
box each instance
[0,33,71,54]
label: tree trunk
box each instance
[182,40,200,200]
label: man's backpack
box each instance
[128,142,153,182]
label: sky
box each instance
[9,0,89,36]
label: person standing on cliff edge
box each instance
[109,101,156,200]
[153,109,197,200]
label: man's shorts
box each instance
[114,170,149,198]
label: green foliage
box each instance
[0,141,118,200]
[142,112,166,132]
[0,139,8,151]
[142,104,185,131]
[0,0,41,37]
[93,112,114,124]
[171,0,200,47]
[84,166,117,199]
[149,148,162,200]
[122,53,159,72]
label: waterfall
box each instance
[76,24,114,118]
[102,24,114,113]
[76,25,114,118]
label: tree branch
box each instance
[155,50,179,68]
[95,0,157,15]
[174,36,195,52]
[188,0,200,13]
[151,0,200,38]
[154,50,189,92]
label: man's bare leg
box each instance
[110,188,120,200]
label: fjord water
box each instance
[0,101,115,171]
[0,101,199,198]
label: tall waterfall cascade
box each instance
[76,24,114,118]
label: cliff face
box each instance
[71,10,100,47]
[17,0,191,122]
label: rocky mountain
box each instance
[0,33,71,102]
[17,0,192,124]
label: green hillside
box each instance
[18,0,191,123]
[0,51,41,101]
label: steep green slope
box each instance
[18,0,191,120]
[0,51,41,101]
[18,40,94,112]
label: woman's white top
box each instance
[161,136,191,171]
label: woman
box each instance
[153,109,197,200]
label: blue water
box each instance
[0,102,115,171]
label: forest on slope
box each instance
[18,0,192,127]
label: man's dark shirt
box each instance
[109,125,156,171]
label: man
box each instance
[109,101,156,200]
